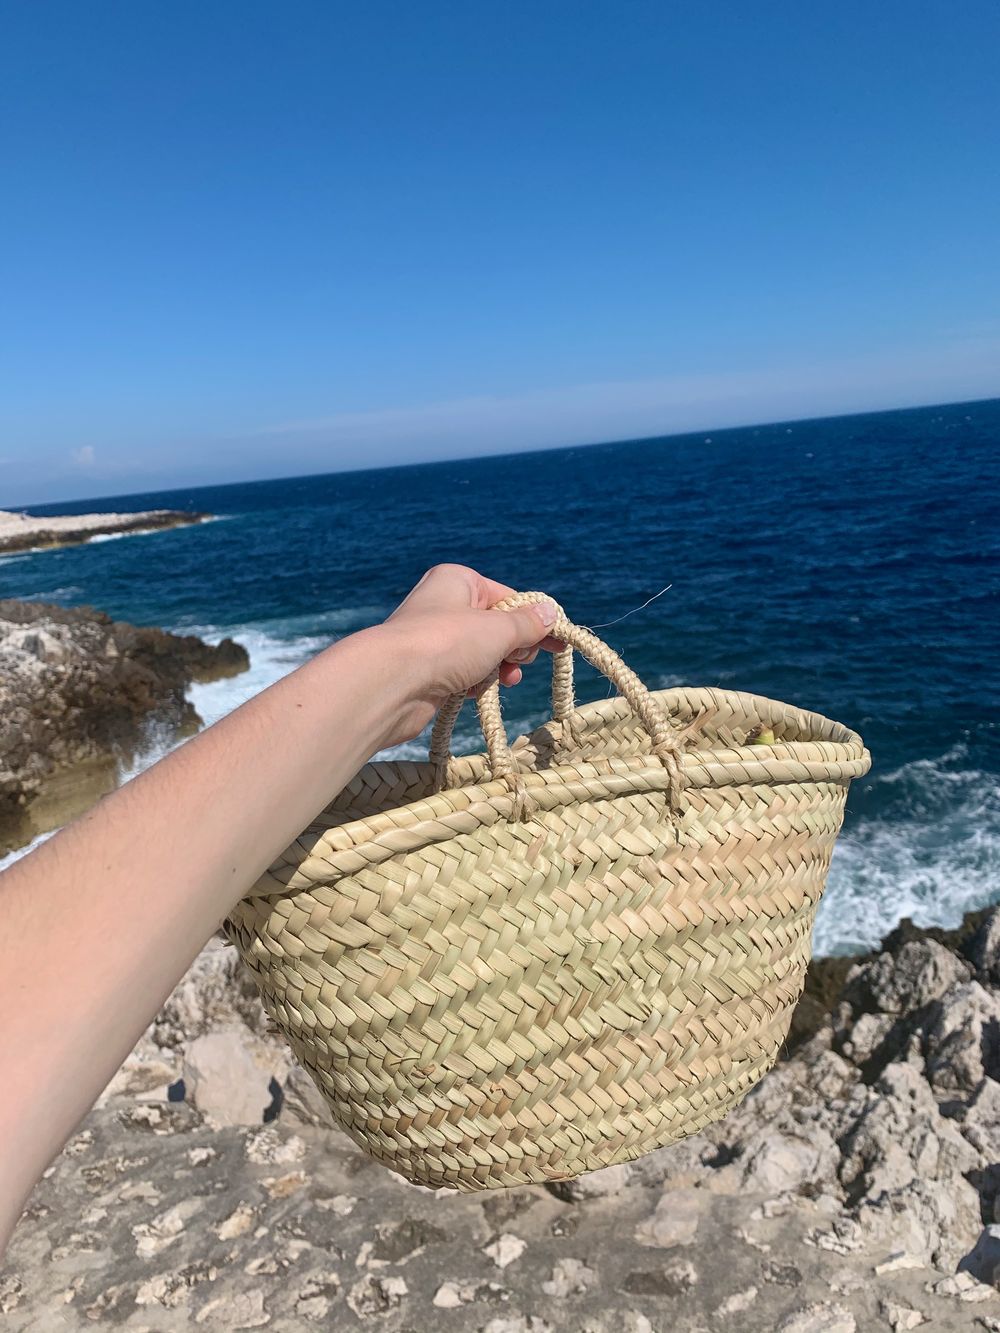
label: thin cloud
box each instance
[250,343,1000,459]
[72,445,96,468]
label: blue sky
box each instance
[2,1,999,505]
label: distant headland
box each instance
[0,507,208,555]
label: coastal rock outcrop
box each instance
[0,598,248,854]
[4,905,1000,1330]
[0,507,206,554]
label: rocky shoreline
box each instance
[3,896,999,1330]
[0,508,207,554]
[0,599,248,856]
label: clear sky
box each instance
[2,1,999,505]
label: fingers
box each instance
[499,601,559,656]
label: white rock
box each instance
[622,1316,654,1333]
[875,1251,927,1275]
[879,1302,925,1331]
[132,1199,202,1259]
[777,1302,856,1333]
[6,627,67,663]
[244,1128,305,1164]
[542,1257,596,1297]
[925,983,1000,1094]
[741,1132,828,1196]
[635,1187,702,1248]
[715,1285,758,1317]
[183,1029,282,1127]
[433,1282,467,1308]
[484,1233,527,1269]
[196,1289,269,1327]
[927,1269,995,1302]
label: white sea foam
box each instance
[43,513,222,547]
[183,626,337,727]
[814,753,1000,956]
[0,828,55,873]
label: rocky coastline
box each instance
[3,895,999,1330]
[0,508,207,554]
[0,598,248,856]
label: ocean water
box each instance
[2,398,998,956]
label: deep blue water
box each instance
[3,397,998,954]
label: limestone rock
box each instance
[879,1302,925,1331]
[838,1061,981,1218]
[777,1303,857,1333]
[542,1257,596,1297]
[484,1233,527,1268]
[634,1187,701,1248]
[740,1129,836,1197]
[926,1269,996,1301]
[969,909,1000,986]
[843,940,971,1017]
[924,983,1000,1094]
[0,597,247,856]
[714,1284,758,1317]
[196,1288,269,1327]
[183,1028,288,1127]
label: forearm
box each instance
[0,622,414,1242]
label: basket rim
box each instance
[246,686,871,899]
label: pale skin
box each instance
[0,564,560,1254]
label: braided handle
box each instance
[428,591,684,817]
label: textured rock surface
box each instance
[0,507,205,554]
[3,895,1000,1329]
[0,598,248,854]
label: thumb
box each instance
[498,599,559,654]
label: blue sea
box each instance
[2,398,998,956]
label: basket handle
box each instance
[428,591,684,817]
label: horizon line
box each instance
[13,390,999,513]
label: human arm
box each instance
[0,564,557,1251]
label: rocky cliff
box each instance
[0,599,248,855]
[4,905,1000,1331]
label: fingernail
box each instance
[536,600,558,627]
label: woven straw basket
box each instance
[226,592,870,1190]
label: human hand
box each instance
[376,564,562,745]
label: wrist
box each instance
[322,622,432,752]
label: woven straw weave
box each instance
[226,593,870,1190]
